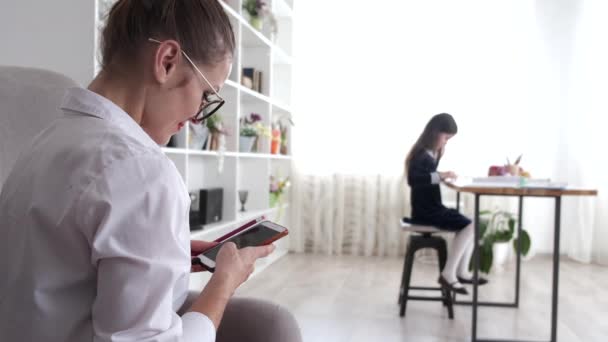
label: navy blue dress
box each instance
[407,150,471,231]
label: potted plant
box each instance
[274,114,293,155]
[205,114,228,151]
[240,113,271,153]
[270,123,281,154]
[280,125,289,155]
[239,126,257,152]
[188,122,208,150]
[475,209,532,274]
[242,0,269,31]
[269,175,290,208]
[240,113,262,152]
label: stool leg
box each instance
[399,242,416,317]
[436,239,454,319]
[398,238,414,304]
[398,240,411,304]
[436,239,448,306]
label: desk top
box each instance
[444,181,598,197]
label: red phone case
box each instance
[191,217,289,272]
[212,215,266,243]
[213,216,289,247]
[191,216,266,259]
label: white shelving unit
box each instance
[96,0,295,288]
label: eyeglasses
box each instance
[148,38,225,124]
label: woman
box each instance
[405,113,488,294]
[0,1,300,341]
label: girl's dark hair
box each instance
[100,0,235,71]
[405,113,458,172]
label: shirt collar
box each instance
[60,87,160,150]
[426,149,437,160]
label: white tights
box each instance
[441,223,474,284]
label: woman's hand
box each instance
[211,242,275,294]
[190,240,219,272]
[439,171,457,181]
[189,242,275,329]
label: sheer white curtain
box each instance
[289,0,607,263]
[565,0,608,264]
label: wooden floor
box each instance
[237,253,608,342]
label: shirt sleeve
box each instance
[430,172,441,184]
[79,153,215,342]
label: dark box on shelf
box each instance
[189,188,223,229]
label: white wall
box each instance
[0,0,96,86]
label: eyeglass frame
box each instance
[148,38,225,123]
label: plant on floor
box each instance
[475,210,532,273]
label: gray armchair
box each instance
[0,66,77,189]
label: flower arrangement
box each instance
[242,0,277,35]
[240,113,262,136]
[272,113,294,155]
[240,113,270,137]
[240,125,258,137]
[206,114,227,135]
[205,114,228,151]
[243,0,268,30]
[243,0,267,17]
[239,113,269,152]
[269,175,290,207]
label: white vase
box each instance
[239,136,256,153]
[492,242,511,273]
[189,124,208,150]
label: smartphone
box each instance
[195,220,288,272]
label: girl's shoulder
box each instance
[411,149,435,163]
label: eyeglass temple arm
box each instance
[147,38,223,99]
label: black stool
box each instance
[398,217,454,319]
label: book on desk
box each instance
[450,176,567,189]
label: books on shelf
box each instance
[242,67,263,93]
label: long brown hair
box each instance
[100,0,235,71]
[405,113,458,173]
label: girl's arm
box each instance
[407,153,437,187]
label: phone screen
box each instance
[202,222,282,261]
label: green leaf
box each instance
[479,210,492,216]
[513,230,531,256]
[479,220,489,239]
[508,218,516,235]
[494,229,512,243]
[479,243,493,273]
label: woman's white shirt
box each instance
[0,87,215,342]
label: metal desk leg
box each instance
[456,191,461,212]
[472,194,480,342]
[515,195,523,307]
[550,196,562,342]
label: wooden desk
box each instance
[444,181,597,342]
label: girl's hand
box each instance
[439,171,457,181]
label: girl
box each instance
[405,113,487,294]
[0,1,300,341]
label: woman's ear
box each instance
[152,40,181,84]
